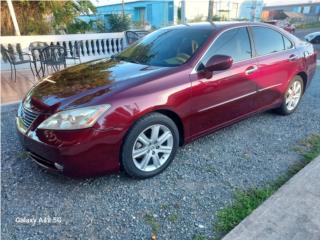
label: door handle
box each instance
[245,65,258,75]
[288,54,297,62]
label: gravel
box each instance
[1,68,320,240]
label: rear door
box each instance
[249,26,298,110]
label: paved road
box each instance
[294,28,319,40]
[223,156,320,240]
[1,69,320,239]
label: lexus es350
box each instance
[16,22,317,178]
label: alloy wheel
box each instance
[285,80,302,111]
[132,124,173,172]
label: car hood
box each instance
[25,58,170,112]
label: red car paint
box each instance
[17,22,317,177]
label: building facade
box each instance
[262,2,320,23]
[183,0,264,22]
[80,0,174,30]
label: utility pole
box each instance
[208,0,214,21]
[251,0,257,22]
[6,0,20,36]
[121,0,125,17]
[173,0,178,25]
[181,0,186,24]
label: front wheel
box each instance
[276,76,304,115]
[121,113,179,178]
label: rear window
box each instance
[252,26,285,56]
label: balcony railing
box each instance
[0,32,126,70]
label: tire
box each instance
[275,75,304,115]
[121,113,179,178]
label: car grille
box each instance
[20,105,40,129]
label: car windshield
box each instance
[116,28,212,67]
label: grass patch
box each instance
[192,234,209,240]
[213,133,320,237]
[214,187,274,234]
[17,151,28,159]
[144,213,160,235]
[300,134,320,161]
[296,22,320,29]
[192,234,218,240]
[160,204,169,210]
[167,213,179,223]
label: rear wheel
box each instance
[276,76,304,115]
[121,113,179,178]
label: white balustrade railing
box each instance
[0,32,126,70]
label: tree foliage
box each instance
[1,0,96,35]
[107,14,131,32]
[66,19,93,34]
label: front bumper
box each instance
[16,119,123,178]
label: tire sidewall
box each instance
[121,113,179,178]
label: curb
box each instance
[222,155,320,240]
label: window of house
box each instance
[303,6,311,14]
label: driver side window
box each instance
[201,27,252,67]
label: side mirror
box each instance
[204,55,233,72]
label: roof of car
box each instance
[165,21,270,31]
[161,21,302,45]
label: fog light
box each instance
[54,163,64,171]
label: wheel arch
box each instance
[154,109,185,146]
[296,71,308,93]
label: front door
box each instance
[189,27,258,137]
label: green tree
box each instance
[107,14,131,32]
[66,19,93,34]
[1,0,96,35]
[50,0,96,34]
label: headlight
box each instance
[38,104,111,130]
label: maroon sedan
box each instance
[17,22,317,178]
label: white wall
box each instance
[0,32,125,70]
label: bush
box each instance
[108,14,131,32]
[211,15,222,21]
[189,15,204,23]
[66,19,93,34]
